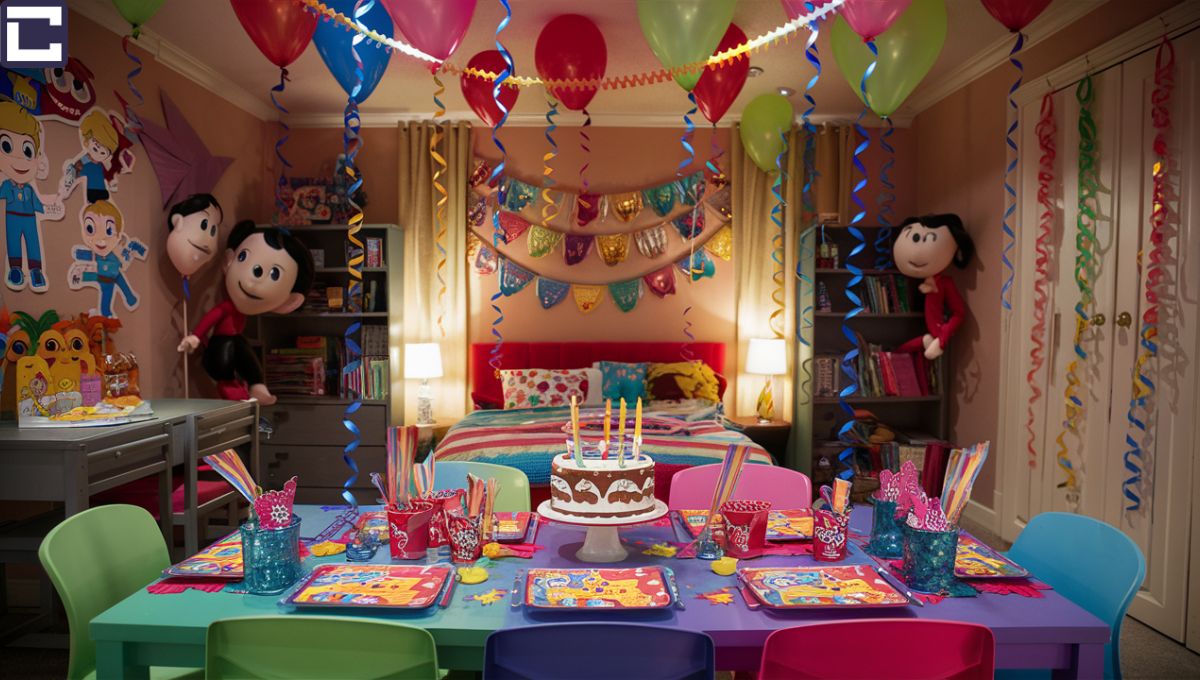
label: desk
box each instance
[92,505,1108,678]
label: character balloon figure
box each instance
[166,194,223,278]
[892,214,973,360]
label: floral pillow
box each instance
[500,368,593,410]
[594,361,649,403]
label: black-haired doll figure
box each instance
[166,193,223,279]
[177,221,314,405]
[892,214,975,360]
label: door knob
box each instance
[1091,313,1106,327]
[1116,312,1133,328]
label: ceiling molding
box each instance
[289,110,912,129]
[902,0,1104,116]
[71,0,275,121]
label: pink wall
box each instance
[2,11,271,399]
[913,0,1183,508]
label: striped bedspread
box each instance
[434,406,773,485]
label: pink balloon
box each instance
[979,0,1053,32]
[380,0,477,67]
[780,0,836,21]
[840,0,912,42]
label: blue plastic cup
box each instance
[866,499,904,559]
[902,524,959,594]
[240,515,303,595]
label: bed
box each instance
[435,342,774,506]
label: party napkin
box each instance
[146,578,228,595]
[253,476,297,529]
[905,489,950,532]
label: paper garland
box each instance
[596,233,630,266]
[537,277,571,309]
[609,279,643,312]
[498,257,534,296]
[564,234,593,264]
[527,224,561,257]
[706,224,733,261]
[573,285,604,314]
[635,226,668,259]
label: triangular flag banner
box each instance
[502,178,536,211]
[466,231,481,262]
[576,193,600,226]
[642,183,676,217]
[499,258,535,296]
[672,209,704,240]
[678,249,716,281]
[678,173,705,206]
[474,243,497,276]
[564,234,594,265]
[709,184,732,219]
[469,195,487,229]
[596,233,630,266]
[609,279,643,312]
[573,285,604,313]
[527,225,561,258]
[635,225,668,259]
[470,159,493,187]
[705,224,733,261]
[644,265,677,298]
[609,192,643,222]
[536,278,571,309]
[498,211,531,244]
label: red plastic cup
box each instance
[387,500,434,560]
[424,489,463,548]
[720,499,772,558]
[813,509,850,562]
[446,514,483,563]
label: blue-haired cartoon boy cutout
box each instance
[0,101,66,292]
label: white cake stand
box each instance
[536,499,669,563]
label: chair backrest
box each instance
[434,460,531,512]
[668,463,811,510]
[206,616,438,679]
[38,505,170,680]
[1006,511,1146,679]
[485,623,715,680]
[759,620,995,680]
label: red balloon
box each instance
[979,0,1053,32]
[841,0,912,42]
[461,51,520,127]
[230,0,317,69]
[534,15,607,111]
[693,23,749,124]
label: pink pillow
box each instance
[500,368,593,410]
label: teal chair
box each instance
[1003,512,1146,679]
[38,505,201,680]
[433,461,531,512]
[206,616,438,679]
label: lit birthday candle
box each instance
[633,397,642,458]
[603,399,611,459]
[571,395,582,465]
[618,397,627,464]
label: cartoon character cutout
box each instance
[42,59,96,123]
[61,109,135,203]
[178,221,314,405]
[0,100,66,292]
[67,201,148,318]
[1,310,58,418]
[892,214,975,360]
[166,194,223,278]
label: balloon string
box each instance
[1123,36,1174,513]
[874,117,895,270]
[836,40,875,481]
[1025,93,1056,470]
[488,0,514,376]
[541,97,559,230]
[1054,74,1099,506]
[340,0,374,512]
[120,34,145,135]
[432,73,448,339]
[681,93,699,359]
[795,10,820,407]
[769,130,787,340]
[705,123,724,180]
[580,108,592,196]
[1001,32,1025,311]
[271,68,292,219]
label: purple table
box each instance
[503,507,1109,677]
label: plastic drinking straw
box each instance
[833,477,850,514]
[370,471,388,504]
[203,449,258,503]
[603,399,611,458]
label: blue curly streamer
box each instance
[271,68,292,218]
[874,118,896,270]
[769,131,787,340]
[488,0,514,375]
[795,5,820,406]
[120,35,144,135]
[1001,32,1025,311]
[836,40,876,481]
[680,92,698,361]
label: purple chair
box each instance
[484,623,715,680]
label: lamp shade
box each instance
[745,338,787,375]
[404,343,444,379]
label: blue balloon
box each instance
[313,0,393,103]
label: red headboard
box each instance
[470,342,726,409]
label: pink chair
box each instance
[667,464,812,510]
[758,620,995,680]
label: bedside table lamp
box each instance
[745,338,786,423]
[404,343,443,425]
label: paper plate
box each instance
[955,533,1029,579]
[738,565,911,610]
[282,564,453,610]
[163,533,243,579]
[524,567,672,610]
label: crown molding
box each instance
[901,0,1104,116]
[289,110,913,129]
[70,0,274,121]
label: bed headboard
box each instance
[470,342,726,409]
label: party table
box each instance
[91,504,1109,678]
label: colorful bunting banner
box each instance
[635,225,669,259]
[498,258,534,296]
[527,224,561,257]
[576,193,600,226]
[644,265,676,297]
[643,183,676,217]
[498,210,531,244]
[597,233,631,266]
[672,209,704,240]
[474,242,497,275]
[704,224,733,261]
[564,234,594,265]
[679,249,715,281]
[610,192,643,222]
[609,279,643,312]
[573,285,604,313]
[536,277,571,309]
[469,194,487,228]
[501,177,535,211]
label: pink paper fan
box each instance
[253,476,297,529]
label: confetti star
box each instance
[642,543,678,558]
[467,588,507,606]
[698,588,734,605]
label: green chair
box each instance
[206,616,438,679]
[38,504,201,680]
[433,461,531,512]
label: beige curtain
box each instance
[399,121,472,422]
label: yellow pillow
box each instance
[645,361,721,403]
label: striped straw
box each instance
[203,449,257,503]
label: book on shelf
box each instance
[361,323,388,356]
[365,237,384,268]
[341,354,389,401]
[854,274,913,314]
[849,332,939,399]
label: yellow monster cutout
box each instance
[61,328,96,373]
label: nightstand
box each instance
[728,415,792,462]
[415,419,457,461]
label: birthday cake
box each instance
[549,453,656,519]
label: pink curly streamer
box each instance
[1025,93,1056,468]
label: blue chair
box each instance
[433,461,531,512]
[484,623,715,679]
[1002,512,1146,679]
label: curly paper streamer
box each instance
[705,123,725,182]
[1123,37,1175,513]
[120,35,145,135]
[795,8,820,407]
[579,108,592,197]
[1001,32,1025,312]
[487,0,514,376]
[680,92,700,356]
[1054,74,1099,504]
[769,130,787,340]
[836,39,876,481]
[541,96,560,236]
[271,68,293,217]
[873,118,895,270]
[431,73,449,339]
[1025,93,1056,469]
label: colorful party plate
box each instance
[524,567,672,610]
[738,565,911,610]
[163,533,242,579]
[283,564,453,610]
[955,533,1029,579]
[677,508,813,541]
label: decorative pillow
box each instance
[645,361,723,403]
[499,368,594,410]
[594,361,649,402]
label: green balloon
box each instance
[830,0,947,118]
[111,0,165,28]
[637,0,736,92]
[739,94,794,173]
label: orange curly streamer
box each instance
[1025,93,1056,469]
[431,73,448,339]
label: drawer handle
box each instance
[114,450,123,459]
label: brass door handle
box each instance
[1116,312,1133,328]
[1091,313,1106,327]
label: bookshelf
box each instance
[802,225,950,491]
[252,223,403,504]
